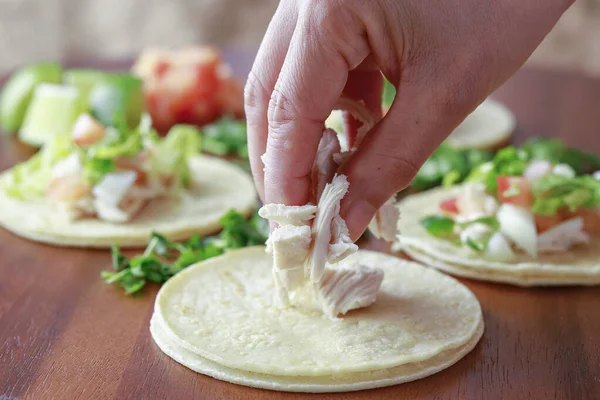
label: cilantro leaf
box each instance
[201,118,248,158]
[420,216,455,238]
[101,209,268,295]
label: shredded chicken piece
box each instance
[334,97,378,152]
[537,217,590,253]
[258,204,318,226]
[269,224,313,304]
[368,196,399,242]
[259,95,389,316]
[305,174,358,282]
[318,263,384,318]
[310,128,341,203]
[94,197,147,223]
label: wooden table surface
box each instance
[1,52,599,400]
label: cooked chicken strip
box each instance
[305,174,357,282]
[318,263,384,318]
[310,128,341,203]
[368,196,400,242]
[258,204,318,226]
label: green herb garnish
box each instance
[521,137,600,175]
[531,173,600,215]
[420,215,456,238]
[420,214,500,252]
[102,210,269,295]
[201,118,248,158]
[412,144,493,191]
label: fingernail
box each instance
[343,200,378,241]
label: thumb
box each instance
[339,83,478,240]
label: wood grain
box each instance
[1,53,599,400]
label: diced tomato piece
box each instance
[154,61,170,79]
[195,62,220,100]
[496,176,533,207]
[440,197,459,214]
[563,208,600,234]
[534,213,563,233]
[217,78,244,116]
[47,175,90,202]
[115,158,147,184]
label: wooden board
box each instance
[1,52,599,400]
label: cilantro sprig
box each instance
[201,118,248,158]
[101,210,268,295]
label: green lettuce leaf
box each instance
[148,124,201,187]
[3,135,73,199]
[521,137,600,174]
[531,173,600,215]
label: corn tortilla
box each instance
[0,155,257,248]
[151,246,484,392]
[395,187,600,286]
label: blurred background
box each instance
[0,0,598,76]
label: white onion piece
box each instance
[456,184,498,222]
[497,203,538,257]
[51,153,82,178]
[537,217,590,253]
[552,163,576,178]
[92,171,137,206]
[593,170,600,181]
[485,232,515,262]
[93,198,145,223]
[459,223,491,245]
[523,160,552,182]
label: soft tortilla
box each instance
[395,187,600,286]
[151,246,483,391]
[446,98,515,150]
[0,155,257,248]
[150,312,484,393]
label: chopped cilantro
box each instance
[101,210,269,295]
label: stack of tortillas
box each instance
[446,98,516,150]
[150,246,484,393]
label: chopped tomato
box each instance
[563,208,600,234]
[135,47,243,133]
[154,61,170,79]
[195,62,219,99]
[534,213,563,233]
[440,197,459,214]
[496,176,533,207]
[115,158,147,184]
[47,175,90,202]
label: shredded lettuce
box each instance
[531,173,600,215]
[465,146,529,193]
[83,158,116,185]
[88,126,142,160]
[148,124,201,187]
[3,135,73,199]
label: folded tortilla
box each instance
[151,246,483,392]
[394,187,600,286]
[0,155,257,248]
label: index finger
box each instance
[263,5,369,206]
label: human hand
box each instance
[244,0,574,240]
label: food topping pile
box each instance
[420,142,600,260]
